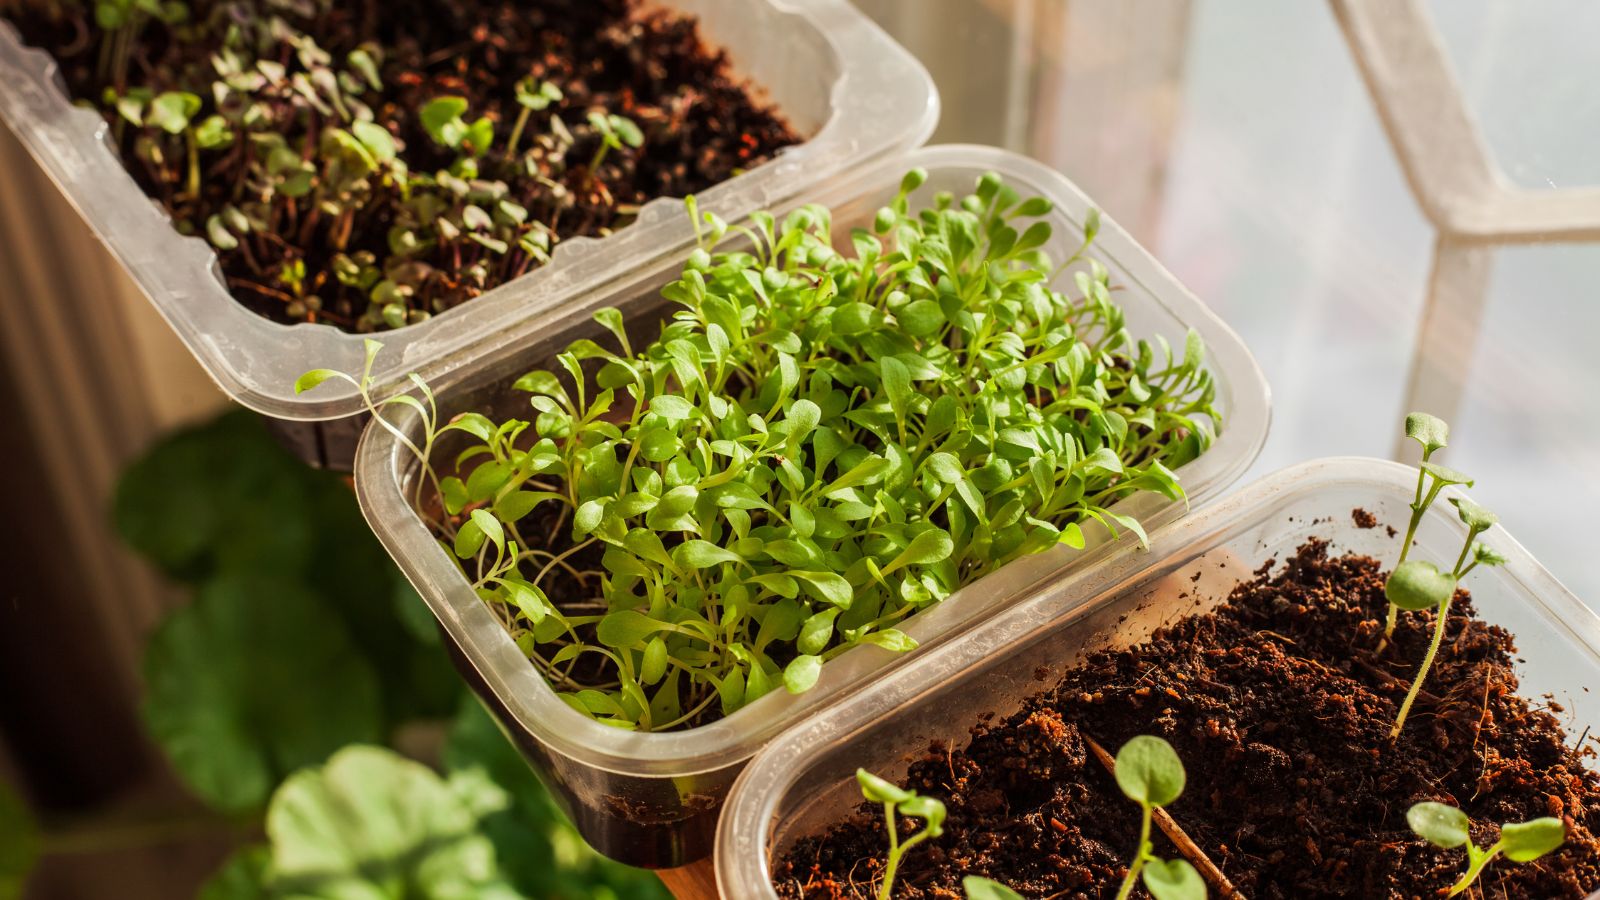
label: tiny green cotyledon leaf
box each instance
[1142,858,1207,900]
[1405,412,1449,454]
[962,877,1024,900]
[1501,818,1567,862]
[1115,735,1186,807]
[1407,801,1471,849]
[1385,559,1455,612]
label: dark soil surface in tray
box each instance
[5,0,799,330]
[775,539,1600,898]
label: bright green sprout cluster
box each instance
[856,770,946,900]
[1383,413,1508,737]
[1113,736,1207,900]
[1407,801,1565,896]
[299,170,1220,731]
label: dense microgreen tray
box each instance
[315,167,1221,732]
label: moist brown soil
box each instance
[775,538,1600,898]
[5,0,798,330]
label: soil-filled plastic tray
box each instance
[717,457,1600,898]
[353,144,1270,868]
[0,0,935,422]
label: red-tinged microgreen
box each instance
[1408,801,1565,896]
[299,172,1221,730]
[856,769,945,900]
[1384,414,1506,737]
[1113,736,1207,900]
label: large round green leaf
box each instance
[142,574,383,813]
[266,745,518,900]
[114,413,317,581]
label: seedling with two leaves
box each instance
[1114,736,1207,900]
[1407,801,1565,896]
[853,771,1026,899]
[856,770,946,900]
[1382,413,1508,737]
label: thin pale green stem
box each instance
[1392,593,1452,737]
[1115,804,1154,900]
[1448,842,1502,897]
[876,802,900,900]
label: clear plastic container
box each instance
[0,0,936,424]
[716,457,1600,898]
[353,144,1270,867]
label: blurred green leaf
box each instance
[266,746,520,900]
[116,411,462,733]
[198,847,271,900]
[443,701,668,900]
[142,574,384,813]
[0,780,35,900]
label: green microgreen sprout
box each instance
[1378,412,1453,652]
[298,171,1220,730]
[507,77,562,158]
[142,90,205,198]
[1113,736,1207,900]
[421,95,495,161]
[587,111,644,174]
[856,769,945,900]
[1383,414,1507,737]
[1407,801,1565,896]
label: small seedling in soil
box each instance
[587,111,644,175]
[1114,736,1206,900]
[856,769,945,900]
[1408,801,1565,896]
[1378,412,1454,650]
[1383,413,1507,737]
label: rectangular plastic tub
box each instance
[0,0,936,432]
[716,457,1600,898]
[353,143,1270,868]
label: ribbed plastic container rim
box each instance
[714,457,1600,899]
[0,0,937,420]
[353,143,1271,780]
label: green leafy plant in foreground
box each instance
[1382,413,1507,737]
[300,170,1221,731]
[1407,802,1565,896]
[1114,736,1206,900]
[855,770,946,900]
[97,411,665,900]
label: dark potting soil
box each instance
[775,538,1600,898]
[4,0,798,330]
